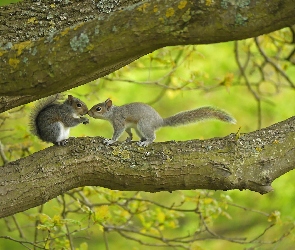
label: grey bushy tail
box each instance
[162,106,236,127]
[29,94,63,137]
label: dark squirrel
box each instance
[29,94,89,145]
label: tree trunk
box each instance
[1,116,295,218]
[1,0,295,112]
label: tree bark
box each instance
[1,0,295,112]
[1,116,295,218]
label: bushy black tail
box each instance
[163,107,236,127]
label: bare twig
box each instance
[61,194,74,250]
[0,141,8,165]
[254,37,295,88]
[234,41,262,129]
[0,236,45,249]
[103,228,110,250]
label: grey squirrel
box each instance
[29,94,89,145]
[88,98,236,146]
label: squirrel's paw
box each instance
[137,141,150,147]
[55,140,68,146]
[125,137,132,143]
[82,117,89,124]
[103,139,116,145]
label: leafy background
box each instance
[1,0,295,249]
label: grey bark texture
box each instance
[1,0,295,112]
[1,116,295,218]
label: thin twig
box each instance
[12,215,25,239]
[0,236,45,249]
[103,228,109,250]
[0,141,8,165]
[34,205,43,250]
[61,194,74,250]
[234,41,262,129]
[254,37,295,88]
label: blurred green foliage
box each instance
[1,1,295,249]
[0,0,19,5]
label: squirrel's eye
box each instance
[96,107,102,112]
[76,103,82,108]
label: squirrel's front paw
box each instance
[55,139,68,146]
[103,139,115,145]
[82,117,89,124]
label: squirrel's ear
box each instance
[105,98,112,110]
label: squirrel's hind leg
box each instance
[55,140,68,146]
[55,123,70,144]
[37,122,69,145]
[136,122,156,147]
[125,128,133,142]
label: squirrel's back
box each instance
[117,102,162,124]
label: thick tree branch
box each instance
[1,0,295,112]
[1,116,295,218]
